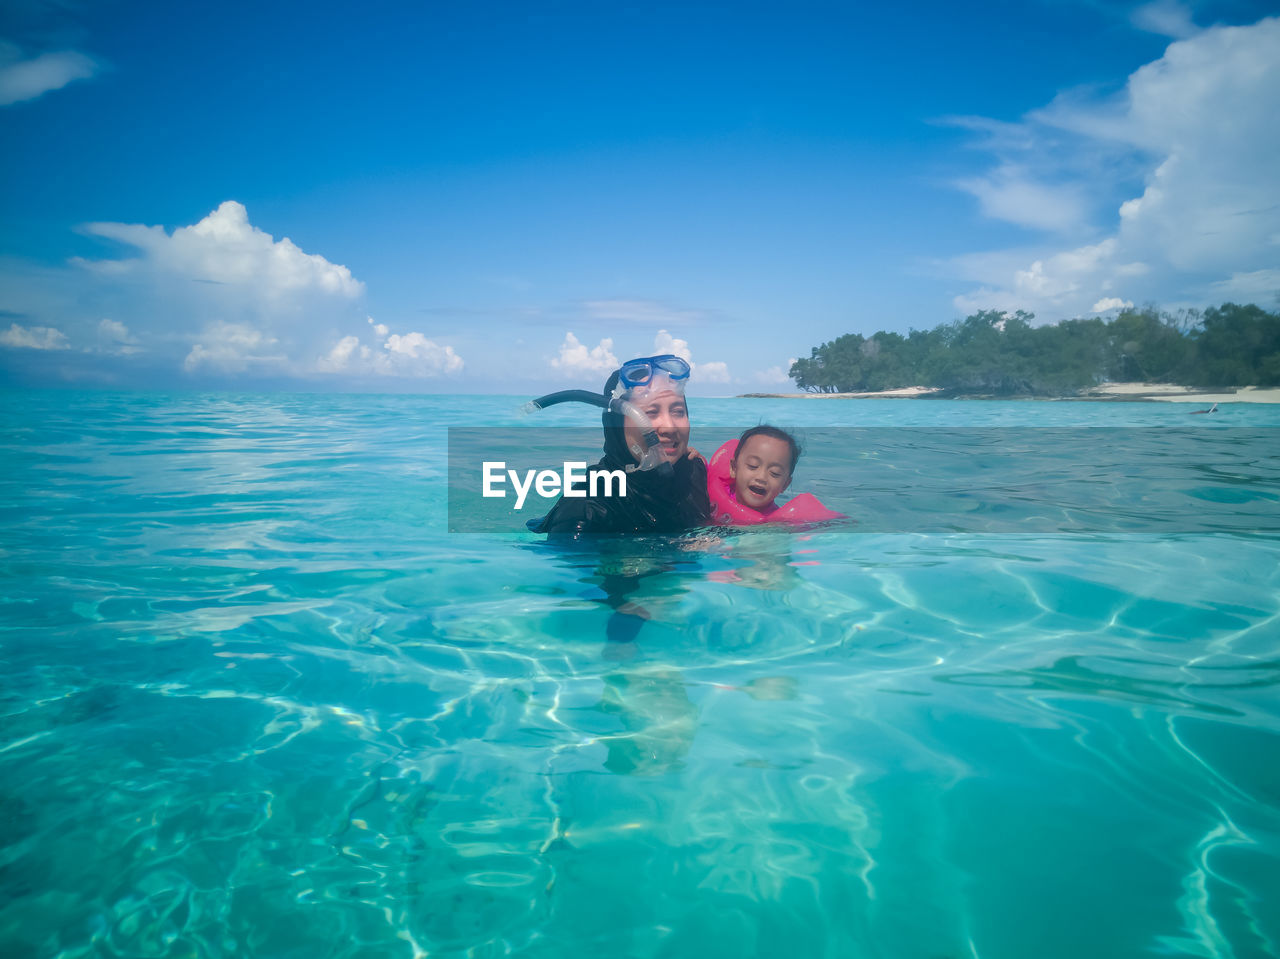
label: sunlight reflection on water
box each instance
[1,392,1278,958]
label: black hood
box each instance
[534,370,710,535]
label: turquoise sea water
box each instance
[2,391,1279,959]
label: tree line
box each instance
[789,302,1280,395]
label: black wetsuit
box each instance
[536,451,709,536]
[533,377,710,536]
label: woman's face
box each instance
[624,390,690,464]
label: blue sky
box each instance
[2,0,1278,393]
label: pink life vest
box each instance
[706,439,847,526]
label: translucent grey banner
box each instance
[447,427,1280,534]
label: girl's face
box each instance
[730,434,792,509]
[624,391,690,463]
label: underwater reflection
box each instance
[525,534,718,646]
[594,667,698,775]
[707,532,809,592]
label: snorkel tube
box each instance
[523,390,672,475]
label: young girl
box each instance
[707,425,845,525]
[729,426,798,515]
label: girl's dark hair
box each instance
[734,425,800,473]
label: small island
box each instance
[746,302,1280,402]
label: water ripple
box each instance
[2,393,1279,958]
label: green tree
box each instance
[789,301,1276,395]
[1188,303,1280,386]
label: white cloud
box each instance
[3,203,469,386]
[317,335,365,373]
[954,164,1089,233]
[0,322,69,350]
[759,359,798,385]
[954,240,1122,315]
[315,330,464,378]
[697,360,731,383]
[98,318,134,341]
[952,287,1025,317]
[10,200,391,381]
[551,332,618,376]
[381,332,464,376]
[75,201,362,300]
[1207,268,1280,303]
[946,16,1280,319]
[546,329,730,384]
[936,114,1036,152]
[652,330,730,383]
[0,45,98,106]
[1131,0,1198,39]
[183,322,284,373]
[583,299,705,326]
[1091,297,1134,313]
[653,329,693,362]
[96,318,141,354]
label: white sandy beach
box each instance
[1083,383,1280,403]
[740,383,1280,403]
[739,386,943,399]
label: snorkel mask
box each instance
[523,354,691,474]
[614,354,691,396]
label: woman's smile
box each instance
[625,392,690,463]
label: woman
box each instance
[531,354,710,536]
